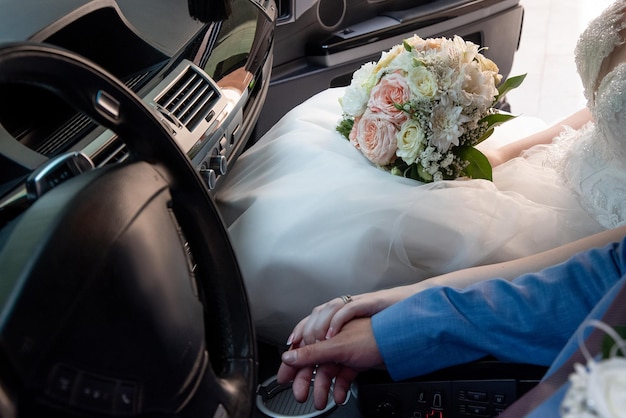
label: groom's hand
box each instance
[277,318,384,409]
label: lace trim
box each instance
[545,123,626,229]
[575,0,626,109]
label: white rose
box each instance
[353,61,377,87]
[406,65,438,99]
[396,119,426,165]
[389,51,416,75]
[587,357,626,417]
[341,62,377,116]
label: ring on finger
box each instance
[340,295,353,304]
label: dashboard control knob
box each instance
[200,168,217,190]
[209,155,227,175]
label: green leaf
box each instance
[336,118,354,140]
[494,73,527,104]
[457,146,492,181]
[477,128,494,144]
[394,160,428,182]
[476,112,518,144]
[403,40,413,52]
[601,325,626,359]
[416,164,432,182]
[480,111,517,127]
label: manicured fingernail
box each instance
[325,328,334,340]
[286,333,294,345]
[282,350,297,363]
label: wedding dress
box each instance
[216,0,626,344]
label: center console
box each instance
[355,360,547,418]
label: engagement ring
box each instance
[341,295,353,304]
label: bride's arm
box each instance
[487,108,592,167]
[409,224,626,289]
[288,224,626,345]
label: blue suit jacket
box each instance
[372,237,626,414]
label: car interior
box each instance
[0,0,547,417]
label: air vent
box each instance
[156,67,219,132]
[32,68,158,158]
[91,137,129,167]
[36,113,95,157]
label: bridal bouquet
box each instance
[336,34,525,183]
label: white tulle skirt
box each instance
[216,88,604,344]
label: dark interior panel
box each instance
[254,0,523,140]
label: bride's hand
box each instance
[287,288,408,346]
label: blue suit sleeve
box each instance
[371,238,626,381]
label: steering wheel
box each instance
[0,42,256,417]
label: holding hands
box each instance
[277,318,384,410]
[286,287,409,347]
[275,224,626,412]
[277,287,409,410]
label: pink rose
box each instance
[350,110,398,165]
[349,116,361,147]
[367,72,410,126]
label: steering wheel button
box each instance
[47,364,78,402]
[115,383,137,414]
[75,375,115,412]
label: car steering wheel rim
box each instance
[0,42,256,417]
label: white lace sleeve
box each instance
[575,0,626,109]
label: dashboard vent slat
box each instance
[32,68,157,158]
[92,138,129,167]
[157,67,219,131]
[36,113,95,156]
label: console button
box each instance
[115,383,137,414]
[47,365,78,402]
[416,390,428,404]
[467,391,487,402]
[432,392,443,408]
[75,374,115,413]
[466,404,487,415]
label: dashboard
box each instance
[0,0,276,227]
